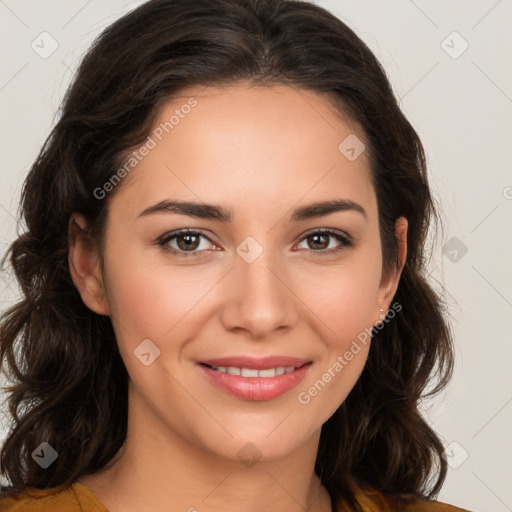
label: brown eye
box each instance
[176,233,201,251]
[296,229,354,255]
[158,229,217,257]
[306,233,330,250]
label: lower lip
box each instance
[198,363,312,401]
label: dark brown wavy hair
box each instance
[0,0,454,510]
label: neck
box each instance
[79,385,334,512]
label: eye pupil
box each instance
[308,234,329,250]
[177,234,200,251]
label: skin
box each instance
[69,84,407,512]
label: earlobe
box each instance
[374,216,408,324]
[68,213,110,316]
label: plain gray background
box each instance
[0,1,511,511]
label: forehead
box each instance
[112,84,376,220]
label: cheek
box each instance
[301,250,382,342]
[295,254,381,415]
[103,242,221,346]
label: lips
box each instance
[197,355,313,401]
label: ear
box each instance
[374,216,408,324]
[68,213,110,316]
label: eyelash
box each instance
[156,228,355,258]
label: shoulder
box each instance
[0,482,108,512]
[343,486,474,512]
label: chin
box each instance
[190,419,316,466]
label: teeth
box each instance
[241,368,259,377]
[209,365,298,377]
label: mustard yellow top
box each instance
[0,481,472,511]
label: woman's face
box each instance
[73,84,406,462]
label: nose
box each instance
[218,246,299,340]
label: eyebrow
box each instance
[137,198,367,222]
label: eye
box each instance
[295,229,354,255]
[157,228,355,258]
[157,229,218,257]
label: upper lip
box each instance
[199,356,312,370]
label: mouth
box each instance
[197,359,313,401]
[200,361,310,377]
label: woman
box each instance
[0,0,471,511]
